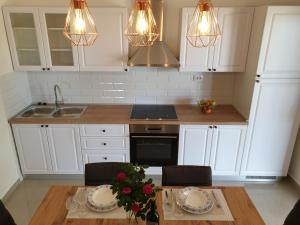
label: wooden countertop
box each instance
[9,104,247,125]
[29,186,265,225]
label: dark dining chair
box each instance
[162,165,212,186]
[283,199,300,225]
[0,200,16,225]
[85,162,128,186]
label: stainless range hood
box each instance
[128,0,180,68]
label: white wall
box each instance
[0,0,22,199]
[290,130,300,185]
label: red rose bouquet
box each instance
[111,164,160,222]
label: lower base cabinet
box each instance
[179,125,247,176]
[13,124,83,174]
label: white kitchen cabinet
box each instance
[4,7,128,72]
[82,151,129,164]
[38,8,79,71]
[78,8,128,72]
[180,7,254,72]
[12,125,52,174]
[178,125,213,166]
[179,125,247,176]
[257,7,300,78]
[47,125,82,174]
[210,125,247,176]
[12,124,83,174]
[241,79,300,176]
[3,7,46,71]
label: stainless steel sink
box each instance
[19,106,55,118]
[51,106,87,118]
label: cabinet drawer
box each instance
[80,125,128,137]
[81,137,129,150]
[82,151,129,164]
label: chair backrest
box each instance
[0,200,16,225]
[162,165,212,186]
[284,199,300,225]
[85,162,128,186]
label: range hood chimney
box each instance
[128,0,180,68]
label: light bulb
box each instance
[198,11,210,35]
[74,9,86,33]
[136,10,149,35]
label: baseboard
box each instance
[23,174,84,180]
[288,174,300,191]
[1,178,21,202]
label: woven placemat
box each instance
[66,187,127,219]
[162,188,234,221]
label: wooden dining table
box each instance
[29,186,265,225]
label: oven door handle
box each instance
[131,136,178,139]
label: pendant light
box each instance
[64,0,98,46]
[187,0,221,48]
[125,0,159,47]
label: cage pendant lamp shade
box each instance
[64,0,98,46]
[125,0,159,47]
[187,0,221,48]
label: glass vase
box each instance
[126,211,140,225]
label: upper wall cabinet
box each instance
[78,8,128,72]
[180,7,254,72]
[3,7,46,71]
[38,8,79,71]
[3,7,128,72]
[257,7,300,78]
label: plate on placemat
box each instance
[87,185,117,212]
[176,187,214,214]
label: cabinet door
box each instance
[39,8,79,71]
[179,125,213,166]
[12,125,52,174]
[78,8,128,71]
[179,8,214,72]
[212,7,254,72]
[210,125,247,176]
[3,7,46,71]
[241,79,300,176]
[82,151,129,164]
[257,7,300,78]
[47,125,82,174]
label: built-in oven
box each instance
[130,125,179,167]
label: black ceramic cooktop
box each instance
[130,105,178,120]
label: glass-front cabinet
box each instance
[3,7,79,71]
[39,8,78,71]
[4,8,46,71]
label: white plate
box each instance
[176,187,214,214]
[86,200,118,213]
[87,185,117,209]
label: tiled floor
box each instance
[3,177,300,225]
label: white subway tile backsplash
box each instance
[0,72,32,118]
[27,69,236,105]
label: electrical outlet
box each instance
[193,75,203,81]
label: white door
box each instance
[12,124,52,174]
[38,8,79,71]
[179,125,213,166]
[179,8,214,72]
[47,125,83,174]
[241,79,300,176]
[257,6,300,78]
[210,125,247,176]
[3,7,46,71]
[212,7,254,72]
[78,8,128,71]
[82,151,129,164]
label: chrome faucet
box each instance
[54,84,64,109]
